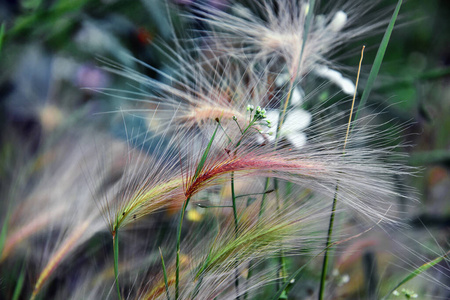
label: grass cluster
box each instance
[1,0,449,299]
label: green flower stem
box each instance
[231,172,240,299]
[113,229,122,300]
[159,248,171,300]
[175,197,189,300]
[176,123,219,299]
[318,186,338,300]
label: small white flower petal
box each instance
[256,134,265,145]
[330,11,348,32]
[315,65,355,95]
[266,131,276,142]
[287,132,307,148]
[266,110,280,126]
[341,274,350,284]
[285,109,311,131]
[291,87,304,105]
[338,76,356,95]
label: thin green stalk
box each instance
[12,262,26,300]
[318,187,338,300]
[318,3,402,299]
[0,22,5,54]
[243,259,253,300]
[233,117,243,134]
[197,204,233,208]
[267,2,316,295]
[159,248,171,300]
[176,123,219,300]
[0,210,9,259]
[113,230,122,300]
[231,172,240,300]
[273,179,286,292]
[236,190,274,199]
[175,199,188,300]
[231,174,239,236]
[318,45,365,300]
[258,178,271,218]
[193,124,219,179]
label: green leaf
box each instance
[0,211,9,259]
[354,0,403,122]
[12,262,26,300]
[193,123,219,180]
[381,250,450,300]
[159,248,171,300]
[0,23,5,53]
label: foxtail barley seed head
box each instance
[191,1,385,84]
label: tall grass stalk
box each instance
[354,0,403,122]
[159,248,171,300]
[231,173,240,299]
[12,262,26,300]
[176,123,219,300]
[267,1,316,294]
[113,228,122,300]
[318,45,365,300]
[0,22,5,54]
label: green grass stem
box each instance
[0,211,9,259]
[175,198,188,300]
[113,230,122,300]
[176,123,219,299]
[12,262,26,300]
[269,2,316,296]
[159,248,171,300]
[318,186,339,300]
[318,44,365,300]
[193,123,219,180]
[0,22,5,54]
[354,0,403,123]
[231,172,240,300]
[317,1,402,289]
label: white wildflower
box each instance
[329,11,348,32]
[314,65,356,95]
[264,109,311,148]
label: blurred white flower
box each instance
[329,10,348,32]
[337,274,350,287]
[264,109,311,148]
[314,65,356,95]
